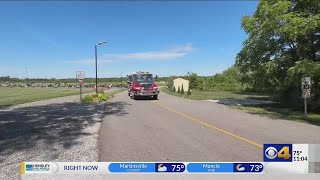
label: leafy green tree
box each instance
[187,88,191,95]
[181,84,184,94]
[173,86,176,92]
[177,86,181,93]
[187,71,199,89]
[236,0,320,111]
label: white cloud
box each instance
[65,44,194,64]
[158,166,167,172]
[105,43,193,61]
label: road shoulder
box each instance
[0,89,122,180]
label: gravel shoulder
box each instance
[0,88,121,180]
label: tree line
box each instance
[166,67,245,92]
[236,0,320,112]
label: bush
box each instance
[187,88,191,95]
[97,88,105,94]
[81,93,110,103]
[177,86,180,93]
[167,80,173,90]
[187,72,198,89]
[181,84,184,94]
[173,86,176,92]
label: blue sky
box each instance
[0,1,258,78]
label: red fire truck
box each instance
[127,71,159,100]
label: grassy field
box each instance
[155,81,167,86]
[231,105,320,126]
[160,87,270,100]
[0,87,94,106]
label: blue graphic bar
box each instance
[109,163,155,173]
[233,163,264,172]
[155,163,185,172]
[187,163,233,173]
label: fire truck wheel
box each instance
[153,95,158,100]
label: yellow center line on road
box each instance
[153,101,263,149]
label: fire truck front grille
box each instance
[140,83,153,89]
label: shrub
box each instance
[173,86,176,92]
[167,80,173,90]
[181,84,184,94]
[97,88,105,94]
[187,72,199,89]
[81,93,110,103]
[177,86,180,93]
[97,93,107,101]
[187,88,191,95]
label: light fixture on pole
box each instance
[95,41,107,94]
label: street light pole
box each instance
[95,45,98,94]
[95,41,107,94]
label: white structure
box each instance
[173,78,189,92]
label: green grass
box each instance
[108,88,126,96]
[231,105,320,126]
[160,87,270,100]
[0,87,94,106]
[155,82,167,86]
[81,88,126,103]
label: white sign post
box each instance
[301,77,311,116]
[76,71,85,100]
[76,71,85,80]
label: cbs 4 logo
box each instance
[264,144,292,162]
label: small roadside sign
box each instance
[301,77,311,98]
[301,77,311,117]
[76,71,85,80]
[76,71,85,100]
[301,77,311,90]
[302,89,311,98]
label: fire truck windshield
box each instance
[134,74,153,82]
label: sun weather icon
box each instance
[157,164,167,172]
[236,164,245,172]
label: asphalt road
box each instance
[99,91,320,162]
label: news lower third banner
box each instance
[21,144,320,175]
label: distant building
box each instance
[173,78,189,92]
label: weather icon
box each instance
[157,164,167,172]
[236,164,245,172]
